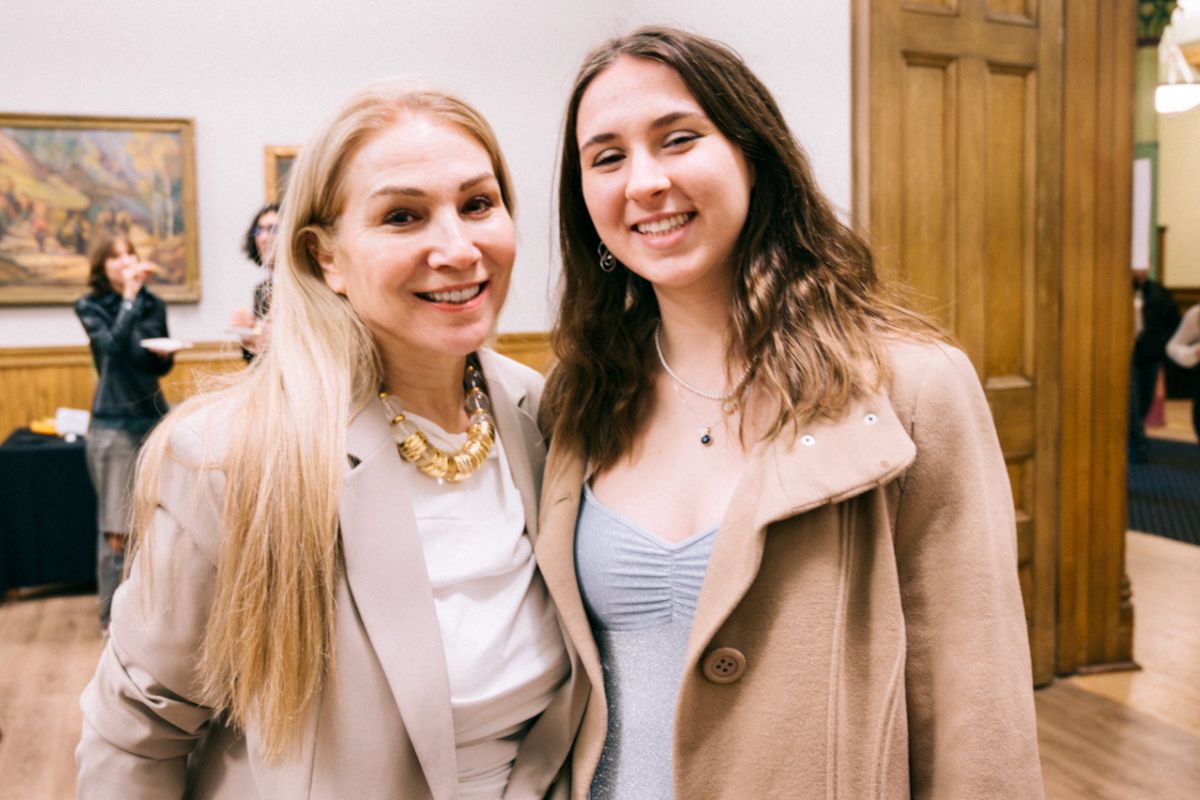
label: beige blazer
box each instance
[535,340,1044,799]
[76,349,586,799]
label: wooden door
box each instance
[853,0,1063,684]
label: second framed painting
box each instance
[0,113,199,305]
[263,145,299,203]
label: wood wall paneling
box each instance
[1173,287,1200,314]
[1026,0,1064,685]
[900,53,958,328]
[1056,0,1137,674]
[983,65,1035,380]
[902,1,960,16]
[0,334,554,442]
[986,0,1038,24]
[0,342,244,440]
[489,332,556,375]
[857,0,1062,683]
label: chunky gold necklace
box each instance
[379,356,496,483]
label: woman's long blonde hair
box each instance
[128,80,515,759]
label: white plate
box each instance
[139,337,193,353]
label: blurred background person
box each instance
[230,202,279,360]
[1130,266,1180,462]
[73,232,175,632]
[1166,302,1200,443]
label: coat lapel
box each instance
[685,392,918,664]
[340,398,458,800]
[535,442,602,679]
[536,393,918,690]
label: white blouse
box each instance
[404,412,569,798]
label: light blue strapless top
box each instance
[574,483,718,800]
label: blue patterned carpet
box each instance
[1128,438,1200,546]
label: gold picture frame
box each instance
[0,113,199,305]
[263,145,299,203]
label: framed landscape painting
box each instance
[0,114,199,305]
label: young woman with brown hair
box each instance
[538,26,1043,799]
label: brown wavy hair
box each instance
[541,26,941,470]
[86,232,137,296]
[242,202,280,266]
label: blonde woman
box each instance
[538,28,1043,798]
[77,82,582,798]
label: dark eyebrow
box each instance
[368,173,495,200]
[579,110,703,152]
[650,110,701,129]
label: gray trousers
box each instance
[85,426,141,626]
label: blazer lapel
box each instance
[479,348,543,543]
[685,392,918,668]
[340,398,458,800]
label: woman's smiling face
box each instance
[575,56,753,299]
[318,113,515,365]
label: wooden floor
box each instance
[1035,400,1200,799]
[1037,531,1200,799]
[0,591,104,800]
[0,403,1197,798]
[1146,397,1197,443]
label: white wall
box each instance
[1159,103,1200,287]
[0,0,850,347]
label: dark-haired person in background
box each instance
[74,232,175,631]
[231,202,279,360]
[1130,266,1180,462]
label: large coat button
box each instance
[701,647,747,684]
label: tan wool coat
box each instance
[76,350,587,799]
[535,340,1044,799]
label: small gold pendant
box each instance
[700,427,713,446]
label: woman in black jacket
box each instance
[74,232,175,630]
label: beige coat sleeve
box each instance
[76,421,224,799]
[891,345,1044,799]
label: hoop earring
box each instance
[597,241,617,273]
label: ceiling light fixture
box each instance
[1157,17,1200,114]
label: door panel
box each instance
[900,55,957,326]
[856,0,1061,683]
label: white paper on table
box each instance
[55,407,90,440]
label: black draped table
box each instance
[0,428,97,594]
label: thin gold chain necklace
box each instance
[668,376,745,447]
[379,355,496,483]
